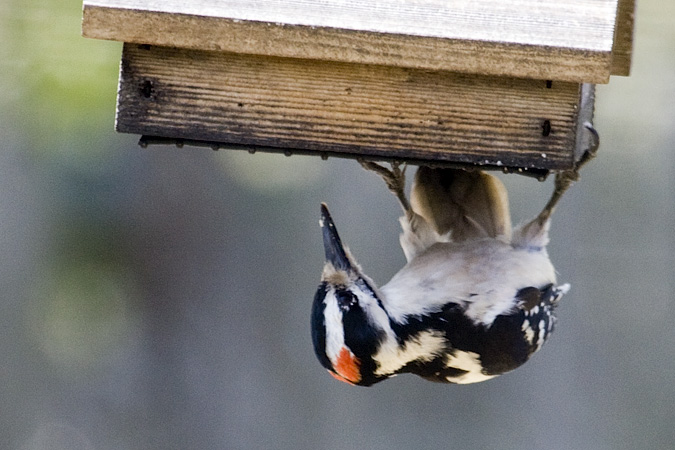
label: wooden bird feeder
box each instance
[82,0,634,175]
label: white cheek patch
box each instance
[358,290,389,330]
[322,293,345,363]
[445,350,496,384]
[374,330,445,376]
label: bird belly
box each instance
[381,239,556,326]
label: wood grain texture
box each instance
[116,44,584,169]
[611,0,635,76]
[83,0,618,83]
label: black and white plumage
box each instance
[311,165,579,386]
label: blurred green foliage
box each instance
[28,260,139,374]
[1,0,121,160]
[0,0,137,383]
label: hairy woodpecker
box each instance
[311,136,597,386]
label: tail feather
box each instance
[411,167,512,242]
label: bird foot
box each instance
[358,160,411,213]
[535,122,600,224]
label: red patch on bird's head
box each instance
[330,347,361,385]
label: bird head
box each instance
[311,204,391,386]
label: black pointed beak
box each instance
[320,203,352,271]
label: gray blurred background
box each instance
[1,1,674,449]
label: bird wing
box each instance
[411,168,512,243]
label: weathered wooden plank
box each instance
[611,0,635,76]
[116,44,584,170]
[83,0,618,83]
[574,83,596,162]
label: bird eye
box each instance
[336,290,357,310]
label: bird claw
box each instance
[557,122,600,186]
[534,122,600,225]
[358,159,411,213]
[572,122,600,175]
